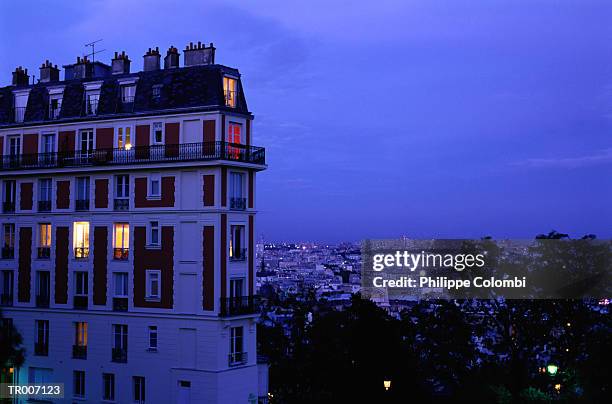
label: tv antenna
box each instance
[85,39,106,63]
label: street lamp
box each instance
[546,364,558,376]
[383,380,391,391]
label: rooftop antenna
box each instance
[85,39,106,64]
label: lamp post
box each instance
[383,380,391,391]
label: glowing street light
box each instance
[554,383,561,392]
[383,380,391,391]
[546,364,559,376]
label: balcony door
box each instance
[78,130,94,163]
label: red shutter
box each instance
[221,168,227,207]
[56,181,70,209]
[95,128,114,161]
[18,227,32,303]
[19,182,33,210]
[203,175,215,206]
[165,122,179,157]
[203,226,215,310]
[55,227,69,304]
[220,214,227,300]
[93,226,108,305]
[249,215,254,296]
[248,171,254,209]
[58,131,75,157]
[23,133,38,154]
[135,125,150,159]
[95,179,109,208]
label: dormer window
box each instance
[152,85,162,102]
[12,91,29,123]
[223,77,238,108]
[49,97,62,120]
[121,85,136,104]
[83,82,102,116]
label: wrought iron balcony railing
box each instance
[37,247,51,259]
[0,141,265,171]
[113,297,128,312]
[219,295,259,317]
[230,197,247,210]
[114,198,129,211]
[229,248,247,262]
[2,201,15,213]
[113,248,129,260]
[37,200,51,212]
[36,294,50,308]
[228,351,248,366]
[74,247,90,259]
[1,247,14,259]
[75,199,90,211]
[0,293,13,306]
[72,344,87,359]
[73,295,88,309]
[34,342,49,356]
[112,347,127,363]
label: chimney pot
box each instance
[12,66,30,86]
[164,46,180,69]
[184,40,216,66]
[39,60,60,83]
[112,51,131,74]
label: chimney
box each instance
[64,56,92,80]
[112,51,131,75]
[12,66,30,86]
[164,46,180,69]
[183,41,215,66]
[39,60,60,83]
[143,47,161,71]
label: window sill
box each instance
[145,244,161,250]
[145,297,161,302]
[147,195,161,200]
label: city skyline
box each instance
[1,0,611,242]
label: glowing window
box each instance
[73,222,90,258]
[223,77,238,107]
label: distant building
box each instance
[0,42,267,403]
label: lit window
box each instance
[229,225,246,261]
[75,322,88,347]
[152,122,163,144]
[38,223,51,248]
[149,221,160,246]
[223,77,238,107]
[117,127,132,150]
[148,326,158,351]
[74,272,88,296]
[73,222,90,258]
[113,273,128,297]
[149,175,160,198]
[145,270,161,300]
[113,223,129,260]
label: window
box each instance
[38,179,52,212]
[8,136,21,156]
[145,270,161,300]
[38,223,51,259]
[41,133,56,154]
[13,94,27,123]
[117,127,132,150]
[149,221,160,246]
[76,177,90,210]
[35,320,49,356]
[229,172,245,210]
[152,85,162,102]
[229,326,244,365]
[73,370,85,398]
[86,93,99,115]
[75,322,88,346]
[115,175,129,197]
[229,225,246,261]
[112,324,128,363]
[230,278,244,300]
[103,373,115,401]
[35,271,50,304]
[113,223,129,260]
[228,122,242,144]
[3,180,16,212]
[133,376,145,403]
[1,270,14,303]
[223,76,238,107]
[73,222,90,258]
[49,97,62,119]
[149,174,160,198]
[2,224,15,258]
[74,272,88,296]
[152,122,164,144]
[148,326,158,351]
[79,130,94,153]
[113,273,128,297]
[121,85,136,103]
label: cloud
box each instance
[512,149,612,169]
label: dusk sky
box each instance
[2,0,611,242]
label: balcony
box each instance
[2,201,15,213]
[113,297,128,312]
[112,347,127,363]
[34,342,49,356]
[73,295,88,309]
[230,197,247,210]
[75,199,90,211]
[229,248,247,262]
[74,247,89,259]
[72,345,87,359]
[228,351,248,366]
[114,198,129,211]
[113,248,129,261]
[219,296,259,317]
[36,294,50,308]
[0,293,13,306]
[0,141,265,171]
[37,247,51,259]
[37,200,51,212]
[1,247,14,259]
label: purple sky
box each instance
[2,1,611,242]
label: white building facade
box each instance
[0,43,266,403]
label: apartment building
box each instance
[0,42,267,403]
